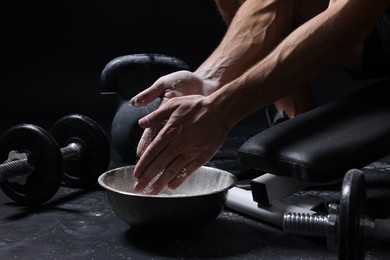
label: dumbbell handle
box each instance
[0,158,33,181]
[61,142,83,162]
[284,212,390,244]
[0,142,82,182]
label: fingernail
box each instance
[130,97,141,107]
[133,181,139,192]
[133,181,144,193]
[138,117,149,127]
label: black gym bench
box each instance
[227,78,390,210]
[225,79,390,259]
[238,79,390,183]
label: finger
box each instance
[133,122,174,180]
[146,155,196,195]
[168,161,199,190]
[133,152,167,194]
[130,78,167,106]
[148,155,195,195]
[136,128,156,158]
[133,118,185,192]
[138,101,177,128]
[136,114,167,158]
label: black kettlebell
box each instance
[100,53,189,163]
[110,98,161,163]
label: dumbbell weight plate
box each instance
[338,169,366,260]
[0,124,63,206]
[50,114,110,187]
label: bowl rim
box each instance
[98,165,238,199]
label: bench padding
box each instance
[238,80,390,183]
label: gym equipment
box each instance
[283,169,390,260]
[226,79,390,224]
[225,79,390,258]
[226,169,390,259]
[110,98,161,163]
[100,53,189,96]
[50,114,110,187]
[0,125,63,207]
[100,53,189,163]
[238,79,390,183]
[0,114,110,206]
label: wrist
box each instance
[193,70,223,96]
[206,71,271,129]
[206,84,243,129]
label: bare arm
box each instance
[196,0,295,89]
[131,0,297,102]
[209,0,390,129]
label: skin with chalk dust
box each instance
[135,172,185,196]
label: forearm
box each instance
[210,0,390,128]
[196,0,294,89]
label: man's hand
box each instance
[130,70,219,158]
[132,95,230,195]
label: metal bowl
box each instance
[98,165,237,233]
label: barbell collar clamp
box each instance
[0,151,34,182]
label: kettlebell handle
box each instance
[100,53,189,95]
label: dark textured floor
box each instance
[1,110,390,259]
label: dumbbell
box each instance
[0,114,110,207]
[100,53,189,163]
[283,169,390,260]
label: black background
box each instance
[1,0,226,127]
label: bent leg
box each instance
[273,84,316,118]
